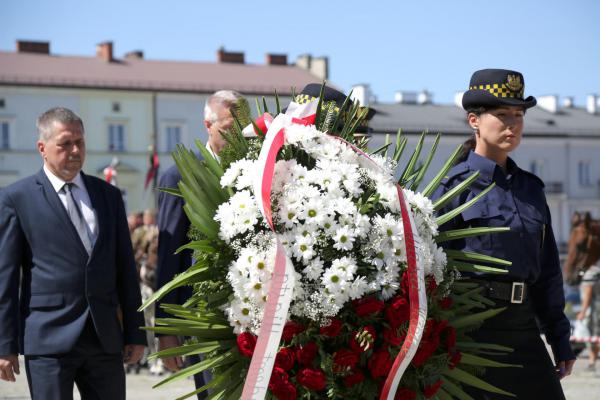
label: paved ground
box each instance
[1,352,599,399]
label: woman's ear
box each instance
[467,113,479,131]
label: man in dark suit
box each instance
[0,107,146,399]
[155,90,245,397]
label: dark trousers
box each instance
[188,353,210,400]
[465,298,565,400]
[25,318,125,400]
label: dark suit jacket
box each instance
[0,169,146,356]
[155,164,194,320]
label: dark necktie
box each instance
[62,183,93,256]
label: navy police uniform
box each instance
[435,151,574,399]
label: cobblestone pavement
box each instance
[1,354,599,399]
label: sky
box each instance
[2,0,599,106]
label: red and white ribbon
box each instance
[241,101,317,400]
[379,186,427,400]
[242,112,274,137]
[330,137,427,400]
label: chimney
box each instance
[295,54,311,70]
[266,53,287,66]
[351,84,373,107]
[417,90,433,105]
[587,94,598,114]
[96,41,113,62]
[310,56,328,80]
[395,91,418,104]
[562,97,574,108]
[125,50,144,60]
[217,47,245,64]
[295,54,328,80]
[454,91,464,107]
[537,95,559,113]
[16,40,50,54]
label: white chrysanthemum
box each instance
[333,226,356,251]
[292,234,315,261]
[220,160,244,188]
[302,257,325,281]
[285,123,319,144]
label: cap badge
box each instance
[506,74,523,92]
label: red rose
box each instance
[282,321,305,342]
[427,277,438,293]
[275,347,296,371]
[236,332,257,357]
[394,387,417,400]
[296,341,318,366]
[444,326,456,349]
[333,349,359,370]
[411,338,440,367]
[354,296,385,317]
[449,351,462,369]
[320,318,343,337]
[269,367,297,399]
[439,296,453,310]
[383,326,405,347]
[423,319,435,337]
[344,371,365,387]
[296,367,327,391]
[368,348,393,379]
[350,325,376,353]
[269,366,289,387]
[271,383,297,400]
[423,379,443,398]
[385,296,410,327]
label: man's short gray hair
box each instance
[204,90,244,123]
[37,107,84,141]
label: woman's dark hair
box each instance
[454,105,527,164]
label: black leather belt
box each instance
[468,279,528,304]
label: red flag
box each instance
[144,148,159,189]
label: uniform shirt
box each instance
[433,151,574,361]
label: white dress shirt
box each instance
[43,165,98,246]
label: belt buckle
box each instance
[511,282,525,304]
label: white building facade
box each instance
[0,41,324,211]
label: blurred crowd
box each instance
[127,209,165,376]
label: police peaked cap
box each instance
[462,69,537,110]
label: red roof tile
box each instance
[0,51,322,95]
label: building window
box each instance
[0,99,5,108]
[109,123,125,152]
[529,159,544,178]
[166,125,182,152]
[112,102,120,113]
[1,121,9,150]
[578,161,591,186]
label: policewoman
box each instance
[434,69,575,399]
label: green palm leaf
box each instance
[443,368,515,397]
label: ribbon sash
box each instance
[241,101,316,400]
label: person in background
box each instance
[0,107,145,399]
[155,90,246,398]
[433,69,575,399]
[576,262,600,372]
[128,211,143,235]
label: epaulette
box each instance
[520,169,545,188]
[439,163,471,187]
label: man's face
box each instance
[205,103,234,155]
[37,121,86,181]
